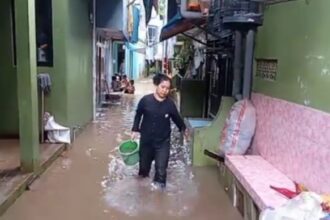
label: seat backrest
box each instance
[251,93,330,194]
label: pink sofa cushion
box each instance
[251,93,330,193]
[226,155,295,210]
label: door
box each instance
[208,54,233,118]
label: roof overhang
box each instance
[159,11,205,42]
[97,28,126,41]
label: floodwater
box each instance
[1,79,242,220]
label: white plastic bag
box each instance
[44,115,71,144]
[219,99,256,155]
[260,192,328,220]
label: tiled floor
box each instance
[0,139,65,214]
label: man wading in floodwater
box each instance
[131,74,188,189]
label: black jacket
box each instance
[132,94,186,141]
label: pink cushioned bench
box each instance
[221,93,330,219]
[225,155,295,210]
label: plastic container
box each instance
[118,140,139,166]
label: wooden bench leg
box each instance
[233,177,260,220]
[244,193,250,220]
[219,165,261,220]
[245,196,259,220]
[250,199,260,220]
[233,179,245,217]
[218,163,234,200]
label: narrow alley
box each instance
[2,0,330,219]
[1,79,242,220]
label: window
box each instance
[147,26,158,46]
[35,0,53,66]
[10,0,53,66]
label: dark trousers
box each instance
[138,138,170,185]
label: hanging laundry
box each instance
[143,0,159,25]
[37,73,52,94]
[131,5,140,43]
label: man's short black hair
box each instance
[153,74,171,86]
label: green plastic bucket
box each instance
[119,140,139,166]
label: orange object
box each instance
[322,195,330,213]
[188,3,201,12]
[295,182,308,193]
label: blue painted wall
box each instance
[125,42,145,80]
[125,44,130,78]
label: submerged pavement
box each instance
[1,79,241,220]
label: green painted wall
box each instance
[41,0,92,127]
[41,0,93,127]
[0,0,93,136]
[192,97,234,166]
[42,0,68,125]
[254,0,330,113]
[0,0,19,136]
[65,0,93,126]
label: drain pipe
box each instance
[180,0,203,18]
[232,31,242,100]
[242,29,255,99]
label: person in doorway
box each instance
[119,61,125,75]
[131,74,188,189]
[111,75,121,92]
